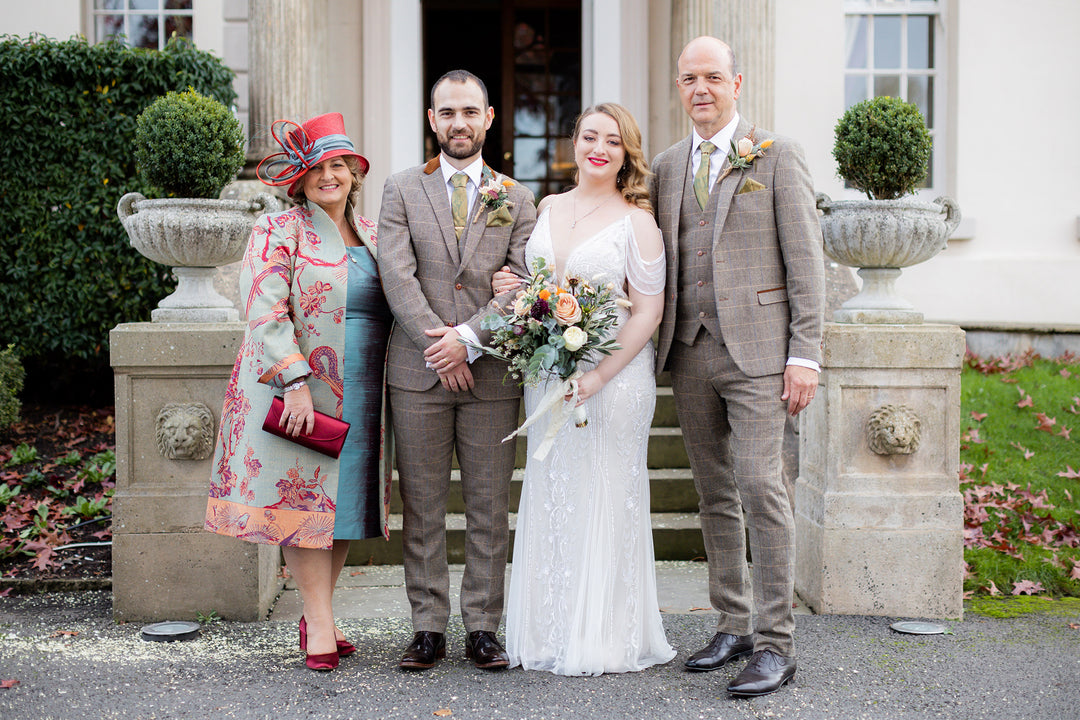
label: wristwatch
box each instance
[283,380,307,393]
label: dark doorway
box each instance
[422,0,581,200]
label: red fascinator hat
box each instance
[256,112,370,196]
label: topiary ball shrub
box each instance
[832,96,932,200]
[135,88,244,198]
[0,345,25,431]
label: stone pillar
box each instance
[246,0,328,160]
[795,323,966,619]
[668,0,775,137]
[111,323,281,622]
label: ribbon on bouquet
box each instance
[501,370,585,461]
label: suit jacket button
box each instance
[698,311,706,318]
[697,250,705,256]
[698,220,707,226]
[446,321,453,327]
[455,283,463,290]
[697,280,704,287]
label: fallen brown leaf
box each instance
[0,679,19,689]
[433,709,453,717]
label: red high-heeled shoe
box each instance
[305,650,339,671]
[300,616,356,657]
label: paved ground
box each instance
[1,563,1078,720]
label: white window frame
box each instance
[842,0,946,199]
[86,0,194,51]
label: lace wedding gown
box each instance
[505,208,676,676]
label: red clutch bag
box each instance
[262,395,350,459]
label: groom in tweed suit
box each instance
[651,37,824,696]
[378,70,535,671]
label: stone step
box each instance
[388,467,699,514]
[345,512,705,566]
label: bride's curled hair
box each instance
[572,102,653,213]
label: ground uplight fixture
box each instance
[889,621,948,635]
[140,620,201,642]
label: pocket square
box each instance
[486,204,514,227]
[736,178,766,195]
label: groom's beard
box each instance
[438,128,486,160]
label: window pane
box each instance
[845,15,868,69]
[908,15,933,69]
[874,74,900,98]
[845,75,868,109]
[515,72,548,95]
[907,75,933,126]
[550,138,574,178]
[95,15,125,40]
[95,0,123,9]
[514,97,546,136]
[129,0,158,9]
[873,15,901,69]
[130,14,159,49]
[513,137,547,180]
[551,94,578,137]
[165,0,193,9]
[164,15,192,41]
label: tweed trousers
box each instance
[389,383,520,634]
[669,331,796,656]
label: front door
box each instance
[422,0,582,200]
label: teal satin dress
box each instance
[334,244,391,539]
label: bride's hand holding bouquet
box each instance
[466,257,628,457]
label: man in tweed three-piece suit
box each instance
[650,37,825,696]
[377,70,536,671]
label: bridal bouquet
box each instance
[468,257,626,456]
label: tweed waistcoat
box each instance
[675,161,724,345]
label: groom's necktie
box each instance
[693,141,716,210]
[451,172,468,240]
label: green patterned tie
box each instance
[451,172,468,239]
[693,141,716,210]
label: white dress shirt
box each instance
[436,154,485,364]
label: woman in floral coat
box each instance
[205,113,391,671]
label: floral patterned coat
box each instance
[204,202,391,548]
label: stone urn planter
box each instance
[816,193,960,324]
[117,192,280,322]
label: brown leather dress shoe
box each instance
[726,649,796,696]
[399,631,446,670]
[683,632,754,671]
[464,630,509,670]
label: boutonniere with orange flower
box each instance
[718,127,773,184]
[474,169,516,227]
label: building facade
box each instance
[3,0,1078,328]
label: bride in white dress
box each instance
[495,103,675,676]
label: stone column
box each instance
[246,0,328,160]
[668,0,775,138]
[795,323,966,619]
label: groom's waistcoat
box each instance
[674,160,724,345]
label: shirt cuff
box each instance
[456,324,481,364]
[786,356,820,373]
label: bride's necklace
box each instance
[570,190,619,230]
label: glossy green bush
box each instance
[0,34,236,376]
[135,88,244,198]
[832,96,932,200]
[0,345,25,430]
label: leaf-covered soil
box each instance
[0,405,115,586]
[961,352,1080,598]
